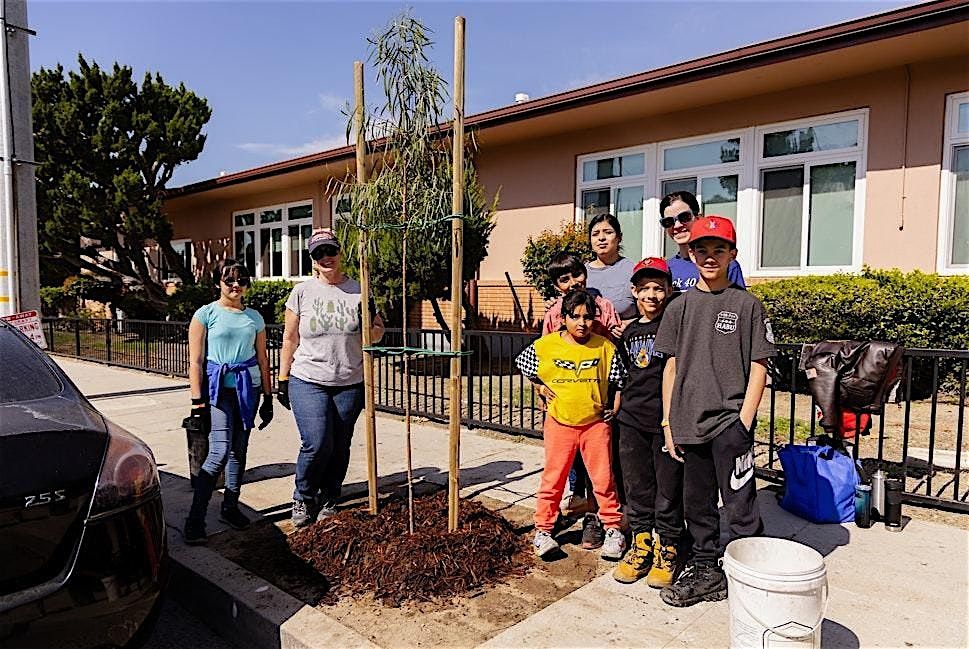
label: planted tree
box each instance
[33,55,211,312]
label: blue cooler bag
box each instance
[778,444,859,523]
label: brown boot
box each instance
[646,538,677,589]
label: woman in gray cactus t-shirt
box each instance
[277,229,384,528]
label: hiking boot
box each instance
[600,527,627,561]
[291,499,318,528]
[219,507,251,531]
[613,531,653,583]
[533,530,559,558]
[581,513,605,549]
[183,518,207,545]
[316,500,338,521]
[647,540,678,589]
[659,560,727,607]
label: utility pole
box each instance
[0,0,38,317]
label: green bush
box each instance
[245,279,294,324]
[521,222,593,300]
[40,286,71,315]
[166,282,217,322]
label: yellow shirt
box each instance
[517,332,625,426]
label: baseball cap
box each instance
[631,257,672,283]
[689,215,736,246]
[307,228,341,256]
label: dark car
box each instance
[0,320,166,648]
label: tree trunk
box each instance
[429,296,450,335]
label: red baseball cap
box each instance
[689,215,736,246]
[631,257,672,283]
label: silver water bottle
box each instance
[871,470,886,520]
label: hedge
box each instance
[521,222,593,300]
[165,279,295,324]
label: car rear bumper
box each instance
[0,496,167,649]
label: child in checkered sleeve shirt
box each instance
[515,290,627,560]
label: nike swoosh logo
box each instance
[730,467,754,491]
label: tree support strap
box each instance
[348,214,465,232]
[362,344,473,358]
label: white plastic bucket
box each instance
[723,537,828,649]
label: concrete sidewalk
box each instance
[56,357,969,648]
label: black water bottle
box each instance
[884,478,903,530]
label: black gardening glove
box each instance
[277,378,290,410]
[183,399,208,432]
[257,394,274,430]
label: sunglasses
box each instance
[659,210,695,229]
[222,276,251,287]
[311,245,340,260]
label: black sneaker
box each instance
[219,507,251,530]
[183,518,207,545]
[581,513,605,549]
[660,560,727,607]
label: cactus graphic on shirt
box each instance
[307,297,359,333]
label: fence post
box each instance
[47,319,54,352]
[143,322,149,369]
[105,319,112,362]
[74,319,81,356]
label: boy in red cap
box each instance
[612,257,684,588]
[654,216,776,607]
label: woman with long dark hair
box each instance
[585,213,639,322]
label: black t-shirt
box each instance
[654,286,776,445]
[616,316,667,432]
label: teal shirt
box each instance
[192,302,265,388]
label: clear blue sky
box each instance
[29,1,916,187]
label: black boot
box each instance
[184,470,216,545]
[659,560,727,607]
[220,489,251,530]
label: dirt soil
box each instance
[209,491,611,648]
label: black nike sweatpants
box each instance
[618,420,683,544]
[681,419,763,562]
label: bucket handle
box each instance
[735,582,829,643]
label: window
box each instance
[576,147,650,261]
[658,132,745,258]
[939,92,969,273]
[161,239,194,281]
[233,201,313,279]
[755,111,866,271]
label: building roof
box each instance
[167,0,969,198]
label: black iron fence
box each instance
[44,318,968,513]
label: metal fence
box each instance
[44,318,968,513]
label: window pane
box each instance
[288,204,312,220]
[661,178,697,258]
[260,208,282,224]
[808,162,855,266]
[581,188,611,221]
[621,154,645,176]
[301,224,313,274]
[761,167,804,267]
[764,120,858,157]
[582,154,644,181]
[664,138,740,171]
[958,103,969,134]
[700,175,738,222]
[616,186,644,261]
[234,213,254,227]
[259,228,271,276]
[952,146,969,265]
[271,228,283,277]
[236,230,255,277]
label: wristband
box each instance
[278,374,288,381]
[661,419,670,428]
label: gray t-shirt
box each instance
[286,278,366,387]
[585,257,638,320]
[654,286,776,445]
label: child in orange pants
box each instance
[516,290,627,559]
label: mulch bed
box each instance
[287,491,533,606]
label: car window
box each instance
[0,327,63,403]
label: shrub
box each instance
[245,279,294,324]
[166,282,217,322]
[40,286,71,316]
[521,222,593,300]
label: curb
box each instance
[166,528,379,649]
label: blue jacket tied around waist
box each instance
[206,356,259,430]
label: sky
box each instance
[28,0,919,187]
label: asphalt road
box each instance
[142,598,237,649]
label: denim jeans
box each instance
[290,377,365,503]
[202,388,252,492]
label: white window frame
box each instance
[575,144,654,259]
[161,238,194,282]
[331,193,352,226]
[232,199,314,280]
[655,128,751,267]
[751,109,868,277]
[937,91,969,275]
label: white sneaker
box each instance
[533,530,559,557]
[601,528,627,561]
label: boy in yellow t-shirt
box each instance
[516,290,627,559]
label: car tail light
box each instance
[88,422,161,519]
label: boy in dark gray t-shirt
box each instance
[653,216,776,608]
